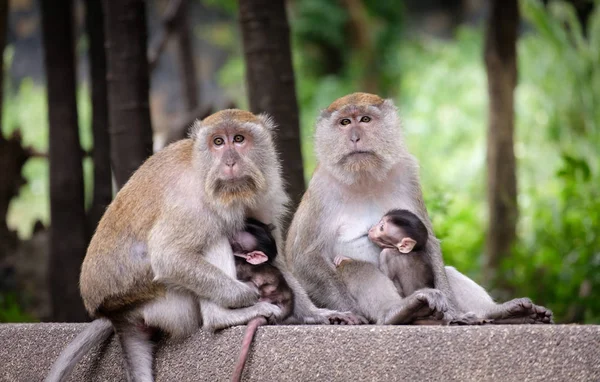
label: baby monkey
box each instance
[230,218,294,382]
[335,209,433,299]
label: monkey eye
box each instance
[360,116,371,123]
[340,118,351,126]
[380,224,384,232]
[213,137,225,146]
[233,134,245,143]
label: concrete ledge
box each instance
[1,324,599,381]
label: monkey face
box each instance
[193,110,279,206]
[368,217,410,251]
[314,93,405,183]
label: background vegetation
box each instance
[2,0,599,323]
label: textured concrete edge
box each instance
[1,324,600,382]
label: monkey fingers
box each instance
[333,256,353,268]
[488,298,553,324]
[327,311,369,325]
[448,312,492,326]
[384,289,448,324]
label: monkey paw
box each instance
[384,289,449,325]
[491,298,553,324]
[254,302,283,324]
[333,256,352,268]
[448,312,492,326]
[302,309,367,325]
[327,311,369,325]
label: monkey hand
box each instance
[448,312,492,326]
[222,281,260,309]
[301,308,368,325]
[253,302,283,324]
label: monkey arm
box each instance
[200,300,282,331]
[409,180,462,318]
[276,262,365,325]
[149,233,259,309]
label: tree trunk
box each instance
[484,0,519,291]
[41,0,88,321]
[102,0,153,188]
[238,0,305,230]
[174,0,199,112]
[85,0,112,232]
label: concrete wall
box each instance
[1,324,599,381]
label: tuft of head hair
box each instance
[326,92,385,113]
[385,209,428,251]
[244,217,278,261]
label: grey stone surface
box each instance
[1,324,599,382]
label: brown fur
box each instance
[326,92,385,112]
[50,109,301,382]
[201,109,260,126]
[82,139,193,315]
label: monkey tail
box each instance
[231,316,268,382]
[45,318,113,382]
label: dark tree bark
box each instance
[174,0,199,112]
[102,0,153,188]
[238,0,305,230]
[41,0,88,321]
[85,0,112,232]
[484,0,519,290]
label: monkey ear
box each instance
[245,251,269,265]
[189,119,205,140]
[381,98,399,112]
[396,238,416,254]
[257,113,278,132]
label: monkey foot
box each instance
[448,312,492,326]
[384,289,448,325]
[327,311,369,325]
[491,298,553,324]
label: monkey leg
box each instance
[142,289,200,340]
[445,267,552,324]
[201,300,282,331]
[114,319,156,382]
[338,261,447,324]
[486,298,553,324]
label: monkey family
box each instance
[46,94,552,382]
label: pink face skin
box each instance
[368,217,417,254]
[209,129,254,179]
[337,112,376,153]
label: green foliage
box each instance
[0,293,36,323]
[2,78,94,239]
[504,0,600,323]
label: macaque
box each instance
[336,209,433,298]
[46,109,358,382]
[229,218,294,382]
[286,92,553,326]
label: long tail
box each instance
[231,316,267,382]
[45,318,113,382]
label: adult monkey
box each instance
[286,93,553,325]
[46,109,359,382]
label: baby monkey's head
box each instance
[368,209,428,253]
